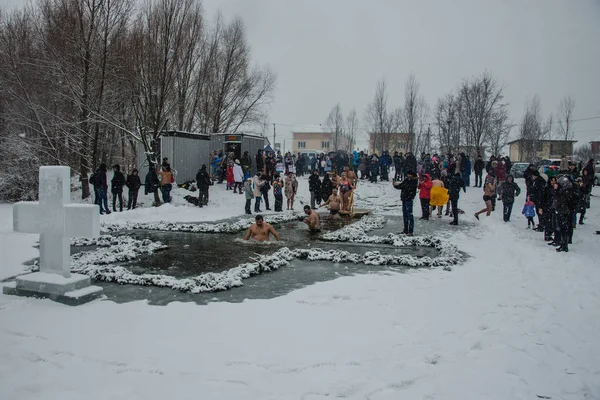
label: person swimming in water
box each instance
[243,215,280,241]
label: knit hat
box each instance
[235,159,240,164]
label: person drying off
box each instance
[303,205,321,232]
[243,215,280,242]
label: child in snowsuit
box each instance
[522,196,536,229]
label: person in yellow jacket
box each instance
[429,176,449,218]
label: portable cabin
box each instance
[209,133,267,176]
[137,131,212,183]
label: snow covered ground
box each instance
[1,177,600,400]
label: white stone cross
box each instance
[13,166,100,278]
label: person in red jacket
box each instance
[418,173,433,220]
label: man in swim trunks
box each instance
[243,215,280,241]
[303,205,321,231]
[320,188,342,219]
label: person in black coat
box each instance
[111,164,126,212]
[94,163,110,214]
[473,155,485,187]
[403,152,417,177]
[552,176,574,252]
[523,164,537,196]
[308,169,322,209]
[241,151,252,178]
[529,171,546,230]
[448,172,466,225]
[321,173,333,201]
[256,150,265,175]
[145,165,161,206]
[125,169,142,210]
[542,176,557,240]
[500,174,521,222]
[393,170,418,235]
[196,165,211,207]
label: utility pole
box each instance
[272,123,276,149]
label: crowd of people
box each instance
[89,146,597,252]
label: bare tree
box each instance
[403,73,421,152]
[557,96,575,140]
[574,144,594,162]
[325,103,344,151]
[435,93,459,154]
[486,108,513,156]
[365,78,400,154]
[344,108,358,152]
[459,72,507,157]
[519,95,546,162]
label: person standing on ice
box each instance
[448,172,465,225]
[111,164,126,212]
[552,176,574,252]
[393,170,418,236]
[125,169,141,210]
[499,174,521,222]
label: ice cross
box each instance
[13,166,99,278]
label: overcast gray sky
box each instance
[2,0,600,151]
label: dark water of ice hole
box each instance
[92,216,443,306]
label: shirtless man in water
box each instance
[303,205,321,231]
[243,215,280,241]
[320,188,342,219]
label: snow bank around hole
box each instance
[100,210,303,233]
[67,215,463,293]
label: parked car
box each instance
[511,162,529,178]
[537,159,575,179]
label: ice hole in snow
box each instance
[66,214,462,299]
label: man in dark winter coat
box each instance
[95,163,110,214]
[145,165,161,206]
[393,170,418,235]
[241,151,252,179]
[403,152,417,177]
[552,176,575,252]
[125,169,142,210]
[529,171,546,229]
[523,163,537,195]
[196,165,211,207]
[256,150,265,175]
[500,174,521,222]
[448,172,466,225]
[393,151,404,180]
[380,151,392,181]
[309,169,322,209]
[111,164,126,212]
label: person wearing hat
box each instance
[233,159,244,194]
[111,164,126,212]
[196,165,211,207]
[393,170,418,236]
